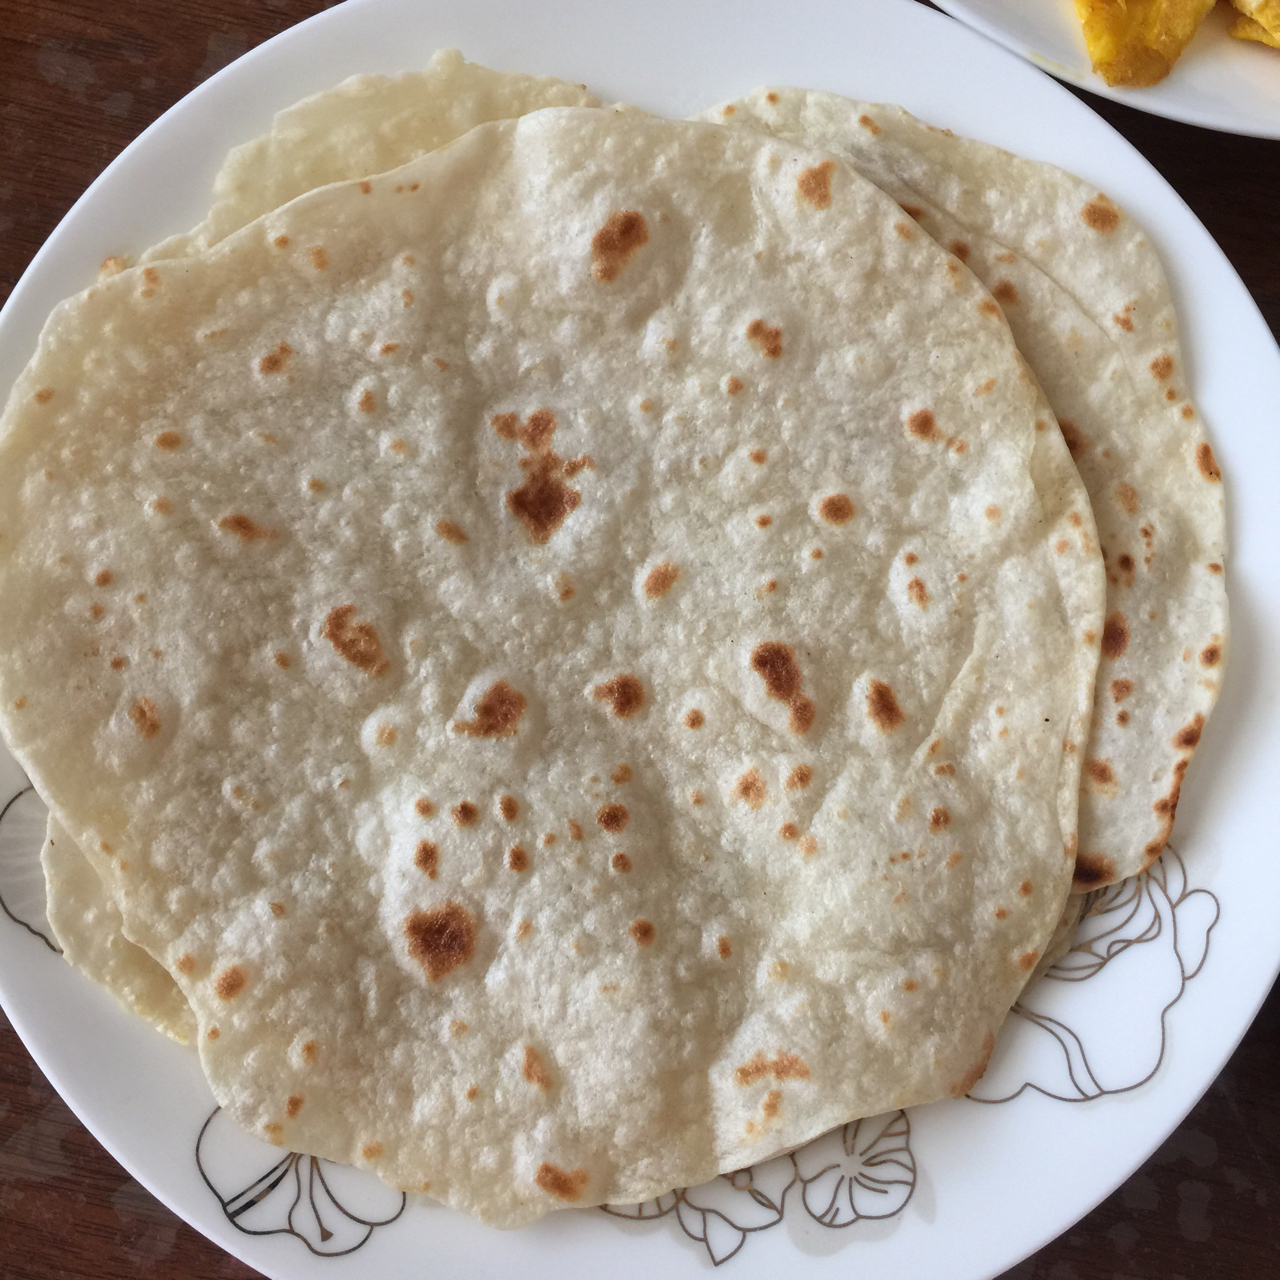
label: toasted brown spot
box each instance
[536,1163,589,1202]
[1195,442,1221,482]
[746,319,783,359]
[128,697,161,738]
[611,852,632,873]
[907,409,938,440]
[1111,678,1134,703]
[1085,758,1115,787]
[714,935,733,961]
[818,494,855,525]
[778,823,799,841]
[504,409,581,544]
[594,674,645,719]
[436,519,468,545]
[644,563,679,598]
[749,449,767,465]
[542,833,556,847]
[797,160,835,209]
[783,764,813,793]
[946,851,963,870]
[451,802,479,828]
[259,342,293,375]
[735,1051,810,1086]
[894,221,914,241]
[464,1085,479,1100]
[522,1045,552,1090]
[755,513,773,529]
[977,298,1001,319]
[750,641,815,734]
[903,576,930,609]
[934,763,956,777]
[1052,422,1094,465]
[150,497,173,515]
[175,953,195,974]
[611,763,633,785]
[1200,644,1221,668]
[499,795,519,822]
[1073,850,1117,891]
[867,680,904,732]
[994,907,1009,920]
[689,791,705,806]
[630,919,655,946]
[858,113,881,135]
[1101,612,1130,660]
[150,429,184,453]
[592,211,649,282]
[301,1040,319,1063]
[433,357,450,371]
[308,246,329,270]
[638,398,655,414]
[33,387,56,405]
[402,290,414,307]
[1150,354,1174,381]
[414,841,439,879]
[415,798,435,818]
[921,806,949,835]
[286,1095,304,1118]
[508,844,530,873]
[1017,951,1039,972]
[733,768,767,811]
[404,902,476,982]
[271,651,291,670]
[568,820,583,841]
[684,708,705,729]
[88,603,106,621]
[1081,195,1121,233]
[215,965,246,1000]
[218,513,279,544]
[947,240,971,264]
[1182,404,1195,419]
[361,1142,382,1161]
[597,803,629,834]
[991,280,1019,306]
[1174,713,1204,750]
[454,679,527,737]
[375,723,399,747]
[726,376,744,396]
[91,570,113,590]
[323,605,390,676]
[563,455,595,478]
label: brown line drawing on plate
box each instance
[968,847,1219,1104]
[194,1111,407,1259]
[195,1108,407,1257]
[602,1110,915,1266]
[0,783,60,953]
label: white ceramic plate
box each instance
[1,1,1278,1277]
[933,0,1280,137]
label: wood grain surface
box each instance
[0,2,1277,1277]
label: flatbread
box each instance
[41,814,196,1043]
[705,89,1227,887]
[0,107,1101,1223]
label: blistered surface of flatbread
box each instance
[0,109,1101,1224]
[42,815,196,1043]
[140,49,599,262]
[708,89,1227,888]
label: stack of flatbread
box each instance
[0,52,1225,1227]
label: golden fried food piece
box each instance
[1073,0,1216,85]
[1228,0,1280,47]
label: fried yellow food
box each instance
[1073,0,1215,85]
[1228,0,1280,46]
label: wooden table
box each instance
[0,2,1276,1276]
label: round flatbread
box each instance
[0,108,1101,1224]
